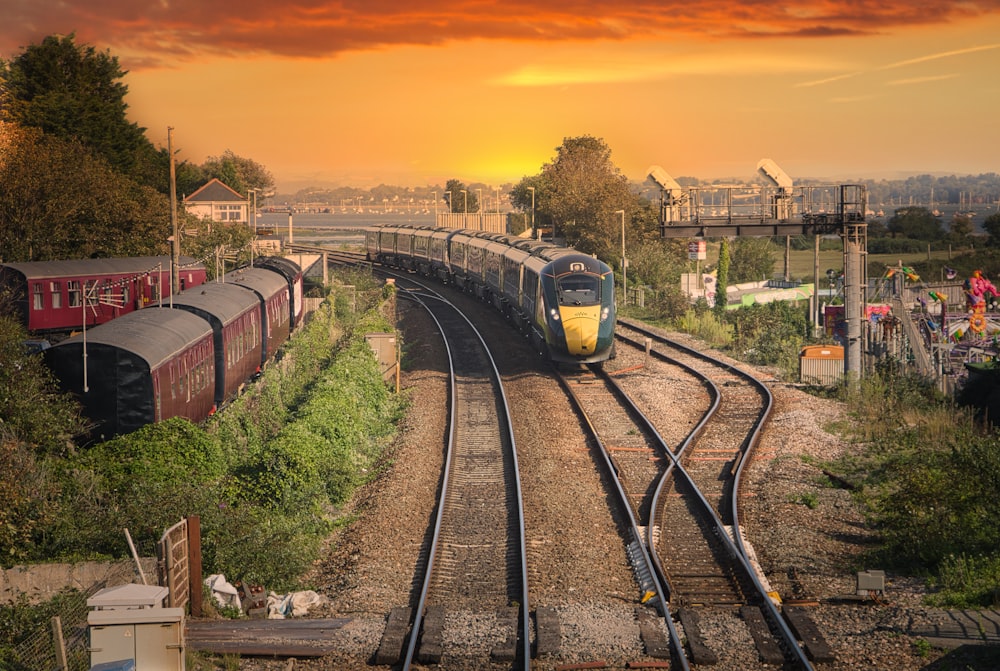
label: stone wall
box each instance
[1,557,158,604]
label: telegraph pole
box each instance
[168,127,180,294]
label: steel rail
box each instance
[555,370,691,671]
[390,272,531,670]
[615,319,814,671]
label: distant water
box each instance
[256,210,437,245]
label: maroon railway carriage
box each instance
[0,256,207,334]
[253,255,304,330]
[168,282,264,411]
[43,308,216,439]
[223,265,291,367]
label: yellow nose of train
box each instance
[559,304,602,355]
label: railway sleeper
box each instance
[676,607,718,665]
[739,605,787,665]
[373,606,412,666]
[783,605,836,663]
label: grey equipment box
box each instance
[88,584,185,671]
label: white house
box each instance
[183,178,249,224]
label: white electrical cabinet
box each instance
[87,584,185,671]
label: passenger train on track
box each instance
[40,257,304,439]
[365,225,617,365]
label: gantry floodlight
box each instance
[647,165,683,193]
[756,158,793,189]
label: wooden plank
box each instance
[677,608,717,665]
[740,605,785,665]
[535,606,561,656]
[185,640,336,656]
[417,605,445,664]
[783,605,835,663]
[374,606,411,666]
[635,606,671,659]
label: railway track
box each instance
[387,272,531,670]
[609,318,827,668]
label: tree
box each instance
[0,314,87,451]
[201,150,276,197]
[983,213,1000,248]
[533,136,635,260]
[443,179,477,213]
[947,214,974,248]
[0,121,172,261]
[887,206,945,241]
[0,34,161,189]
[714,237,730,319]
[729,237,777,283]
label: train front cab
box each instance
[538,254,616,364]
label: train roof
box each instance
[169,282,260,324]
[49,308,212,367]
[253,255,302,277]
[223,266,288,297]
[0,255,202,279]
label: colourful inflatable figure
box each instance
[965,270,998,334]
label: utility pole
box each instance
[168,127,180,294]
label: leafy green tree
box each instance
[947,214,974,248]
[533,136,634,260]
[201,150,276,197]
[0,34,161,190]
[887,206,945,241]
[0,122,171,261]
[983,212,1000,248]
[729,237,777,283]
[443,179,478,213]
[714,237,730,318]
[0,315,87,451]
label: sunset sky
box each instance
[3,1,1000,192]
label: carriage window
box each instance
[557,275,600,305]
[50,282,62,309]
[67,281,81,308]
[32,284,44,310]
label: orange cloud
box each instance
[3,1,999,67]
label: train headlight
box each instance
[601,306,610,322]
[549,308,561,321]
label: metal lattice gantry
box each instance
[649,165,869,381]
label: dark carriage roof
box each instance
[223,267,287,298]
[169,281,260,324]
[51,308,212,367]
[0,256,201,280]
[253,255,301,277]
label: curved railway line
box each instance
[281,244,838,668]
[385,271,531,670]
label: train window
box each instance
[557,275,600,305]
[67,281,81,308]
[32,284,43,310]
[50,282,62,309]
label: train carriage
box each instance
[168,282,263,410]
[366,224,616,365]
[44,308,216,439]
[0,256,206,334]
[253,256,305,330]
[223,266,291,367]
